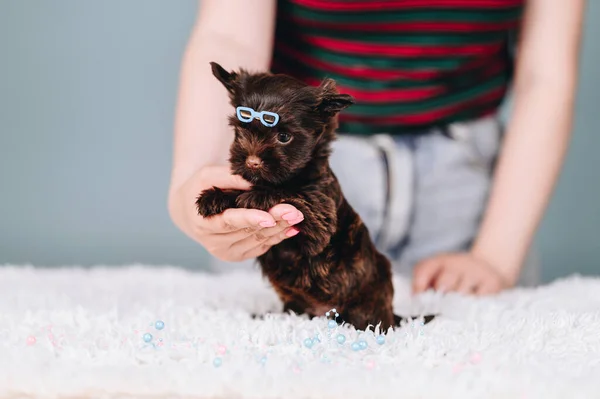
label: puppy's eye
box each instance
[277,132,292,144]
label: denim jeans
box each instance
[210,114,540,287]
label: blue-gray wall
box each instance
[0,1,598,282]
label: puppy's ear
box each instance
[317,78,354,115]
[210,62,238,94]
[320,93,355,114]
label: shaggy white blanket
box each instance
[1,265,600,399]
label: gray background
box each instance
[0,1,598,282]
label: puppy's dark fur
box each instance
[196,62,434,331]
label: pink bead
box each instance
[292,366,301,374]
[470,352,482,365]
[452,362,464,374]
[365,360,376,370]
[26,336,36,346]
[217,345,227,355]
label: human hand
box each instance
[168,165,303,262]
[411,252,514,296]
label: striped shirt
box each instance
[270,0,525,135]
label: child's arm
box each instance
[169,0,276,190]
[168,0,303,262]
[414,0,585,294]
[471,0,585,282]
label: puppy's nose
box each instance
[246,155,263,169]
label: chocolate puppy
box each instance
[197,62,434,331]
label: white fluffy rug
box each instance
[2,265,600,399]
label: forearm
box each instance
[170,33,239,190]
[470,0,585,283]
[168,0,276,197]
[472,81,576,282]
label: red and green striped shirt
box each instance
[270,0,525,134]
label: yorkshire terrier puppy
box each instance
[196,62,434,331]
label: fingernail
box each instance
[259,220,276,228]
[287,215,304,225]
[282,212,302,222]
[285,227,300,237]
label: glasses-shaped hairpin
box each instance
[236,106,280,127]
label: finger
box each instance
[230,221,298,257]
[202,202,302,235]
[219,207,305,245]
[241,226,300,259]
[474,284,493,296]
[456,274,479,295]
[236,220,288,245]
[474,279,502,296]
[412,258,444,294]
[268,203,304,224]
[252,213,304,238]
[433,270,460,293]
[205,208,277,233]
[198,166,252,190]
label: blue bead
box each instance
[336,334,346,344]
[303,338,314,348]
[376,335,385,345]
[351,342,361,351]
[155,320,165,330]
[260,356,267,364]
[328,320,337,329]
[359,340,368,350]
[143,333,153,343]
[213,357,222,367]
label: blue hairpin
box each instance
[236,106,280,127]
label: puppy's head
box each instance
[210,62,354,185]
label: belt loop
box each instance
[376,144,391,246]
[370,134,393,248]
[370,134,413,253]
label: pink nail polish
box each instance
[282,212,301,221]
[288,216,304,225]
[285,228,300,237]
[259,220,276,228]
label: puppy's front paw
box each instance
[196,187,241,217]
[236,190,281,211]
